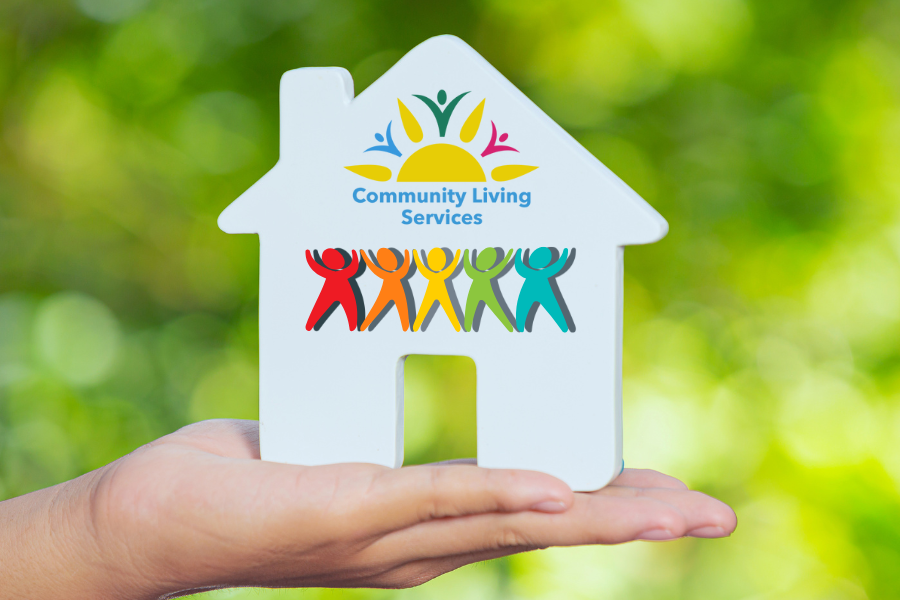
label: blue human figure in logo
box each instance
[514,247,570,332]
[365,121,402,157]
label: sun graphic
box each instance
[345,90,538,183]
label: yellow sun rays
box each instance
[460,99,484,143]
[491,165,539,181]
[398,99,423,143]
[346,98,538,182]
[344,165,392,181]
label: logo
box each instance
[345,90,538,183]
[305,247,574,334]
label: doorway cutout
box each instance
[401,355,476,465]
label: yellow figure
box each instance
[413,248,462,332]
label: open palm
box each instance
[62,420,737,598]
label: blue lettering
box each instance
[401,209,413,224]
[353,188,366,203]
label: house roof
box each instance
[219,35,667,246]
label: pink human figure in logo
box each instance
[481,121,519,157]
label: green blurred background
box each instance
[1,0,899,597]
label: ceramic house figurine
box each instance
[218,35,667,491]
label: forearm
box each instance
[0,471,153,600]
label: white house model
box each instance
[218,35,667,491]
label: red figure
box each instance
[306,248,361,331]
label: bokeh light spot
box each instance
[34,293,121,387]
[76,0,150,23]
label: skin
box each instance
[0,419,737,599]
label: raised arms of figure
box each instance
[306,249,330,277]
[413,249,428,274]
[514,248,527,277]
[463,249,476,279]
[344,249,360,278]
[361,250,386,278]
[446,248,462,274]
[398,249,412,278]
[487,248,514,278]
[543,248,569,277]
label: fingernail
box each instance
[686,526,728,538]
[637,529,677,541]
[530,500,568,513]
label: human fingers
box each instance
[362,464,574,533]
[192,461,573,551]
[597,486,736,538]
[609,468,688,490]
[372,485,733,559]
[570,485,735,541]
[368,495,682,559]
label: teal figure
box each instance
[462,247,514,332]
[514,247,571,332]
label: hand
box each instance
[1,420,736,599]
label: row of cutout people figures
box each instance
[305,246,573,333]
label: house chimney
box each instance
[279,67,353,166]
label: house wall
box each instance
[258,231,624,491]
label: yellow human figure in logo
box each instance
[413,248,462,332]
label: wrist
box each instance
[0,468,159,600]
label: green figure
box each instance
[463,248,515,332]
[413,89,469,137]
[515,247,570,332]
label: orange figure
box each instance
[413,248,462,332]
[360,248,414,331]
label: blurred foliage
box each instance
[2,0,900,598]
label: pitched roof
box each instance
[219,35,667,245]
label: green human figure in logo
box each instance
[515,247,571,332]
[462,248,515,332]
[413,89,469,137]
